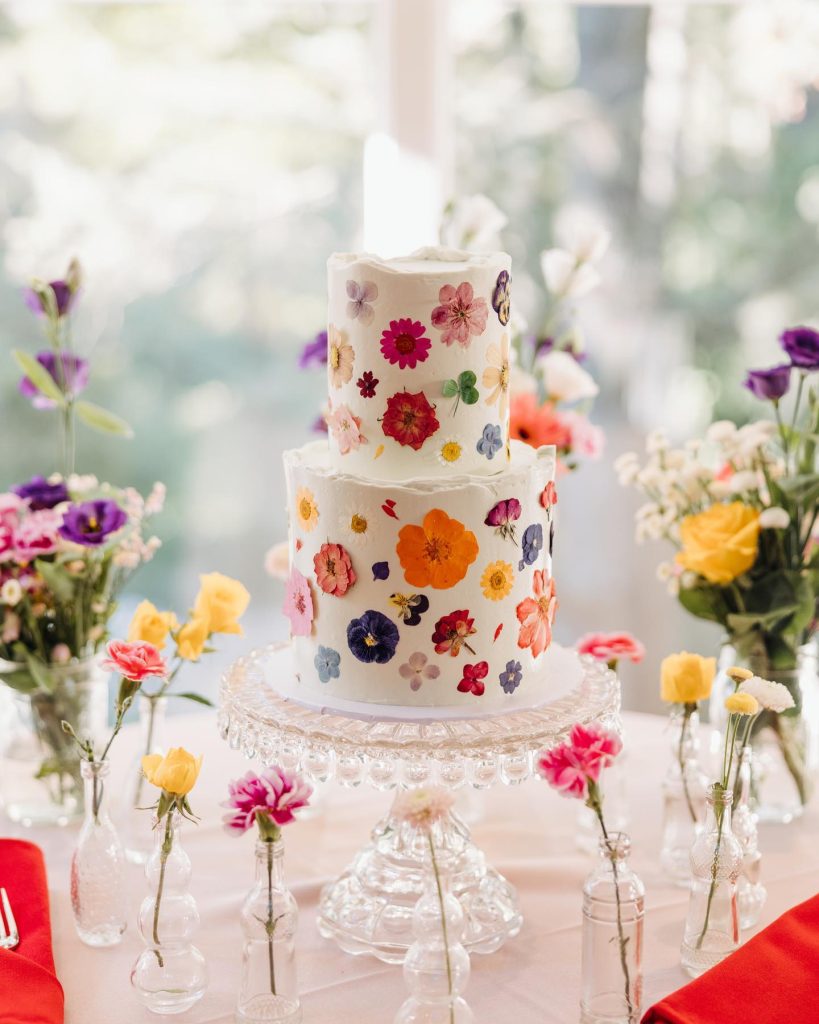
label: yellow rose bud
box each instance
[675,502,760,585]
[725,691,759,716]
[176,615,210,661]
[726,666,754,685]
[192,572,250,636]
[660,651,716,704]
[142,747,202,796]
[128,600,178,651]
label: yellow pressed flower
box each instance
[480,560,514,601]
[193,572,250,636]
[660,652,716,704]
[142,747,202,796]
[328,325,354,388]
[481,333,510,418]
[295,487,319,532]
[726,666,753,684]
[127,600,178,651]
[176,615,210,661]
[725,691,759,716]
[676,502,760,585]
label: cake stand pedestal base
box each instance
[318,807,520,962]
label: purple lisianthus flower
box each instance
[58,499,127,546]
[299,330,328,369]
[19,351,89,409]
[24,280,75,318]
[12,475,70,511]
[780,326,819,371]
[744,364,791,401]
[221,767,313,837]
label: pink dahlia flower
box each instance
[222,767,313,836]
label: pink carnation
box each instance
[283,566,314,636]
[103,639,169,682]
[536,723,622,800]
[12,508,63,562]
[562,411,604,459]
[577,632,645,667]
[222,767,312,835]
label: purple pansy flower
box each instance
[19,352,89,409]
[58,499,127,546]
[484,498,522,543]
[744,364,791,401]
[12,475,70,511]
[299,330,328,369]
[347,609,399,664]
[780,326,819,371]
[23,280,76,318]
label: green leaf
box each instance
[777,473,819,506]
[34,558,74,603]
[461,386,479,405]
[12,349,65,405]
[678,585,729,625]
[75,401,133,438]
[0,667,38,694]
[20,650,57,692]
[441,379,459,399]
[458,370,477,389]
[169,691,214,708]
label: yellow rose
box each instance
[725,691,759,716]
[660,651,716,704]
[676,502,760,585]
[127,600,178,651]
[142,747,202,796]
[193,572,250,635]
[176,616,210,661]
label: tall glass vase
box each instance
[733,746,766,931]
[660,706,708,886]
[680,785,742,977]
[581,833,644,1024]
[236,839,301,1024]
[711,642,818,823]
[122,694,168,863]
[0,655,109,826]
[70,760,128,946]
[131,813,208,1015]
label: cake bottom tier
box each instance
[282,439,557,711]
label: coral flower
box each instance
[380,318,432,369]
[397,509,478,589]
[509,392,572,450]
[104,639,169,682]
[431,282,489,348]
[313,542,357,597]
[382,390,440,451]
[328,325,354,388]
[516,569,557,657]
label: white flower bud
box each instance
[759,506,790,530]
[1,579,23,606]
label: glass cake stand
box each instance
[217,642,620,964]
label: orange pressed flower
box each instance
[509,392,572,450]
[516,570,558,657]
[396,509,479,590]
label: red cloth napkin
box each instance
[642,892,819,1023]
[0,839,64,1024]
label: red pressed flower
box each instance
[357,370,379,398]
[432,610,476,657]
[313,542,357,597]
[457,661,489,696]
[382,391,440,451]
[380,318,431,369]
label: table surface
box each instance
[4,708,819,1024]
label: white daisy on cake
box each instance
[436,436,465,468]
[338,503,375,546]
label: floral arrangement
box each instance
[222,767,312,998]
[577,632,645,672]
[660,652,716,823]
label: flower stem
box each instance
[266,840,276,995]
[428,832,454,1024]
[152,807,174,968]
[677,704,698,825]
[591,796,633,1020]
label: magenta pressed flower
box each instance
[380,319,432,369]
[484,498,522,542]
[222,767,313,837]
[357,370,379,398]
[431,282,489,348]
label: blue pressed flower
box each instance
[499,659,523,694]
[314,645,341,683]
[372,561,390,581]
[347,609,399,664]
[518,523,544,571]
[476,423,503,460]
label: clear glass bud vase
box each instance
[734,746,766,930]
[581,832,644,1024]
[660,706,708,886]
[130,813,208,1015]
[70,759,128,946]
[237,838,301,1024]
[394,863,474,1024]
[680,784,742,977]
[122,694,168,863]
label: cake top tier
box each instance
[325,246,512,482]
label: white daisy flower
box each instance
[436,436,465,467]
[338,504,375,546]
[739,676,795,714]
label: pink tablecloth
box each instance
[4,710,819,1023]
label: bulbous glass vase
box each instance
[130,812,207,1015]
[122,694,168,863]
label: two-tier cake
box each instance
[281,247,558,713]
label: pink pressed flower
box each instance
[431,282,489,348]
[222,767,313,835]
[399,651,441,692]
[516,570,558,658]
[577,632,645,667]
[536,723,622,799]
[313,542,357,597]
[12,508,63,562]
[283,567,314,636]
[392,786,454,829]
[539,482,558,509]
[327,403,366,455]
[380,318,432,369]
[103,639,169,682]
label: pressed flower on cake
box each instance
[338,504,374,545]
[399,651,441,692]
[346,609,399,664]
[283,567,314,637]
[313,542,357,597]
[491,270,511,326]
[482,333,511,417]
[436,437,464,467]
[499,659,523,694]
[295,487,319,532]
[327,403,366,454]
[518,523,544,570]
[396,508,478,589]
[431,609,477,656]
[458,661,489,696]
[380,318,432,369]
[431,282,489,348]
[480,560,514,601]
[389,592,430,625]
[356,370,379,398]
[314,645,341,683]
[516,569,557,657]
[328,326,354,388]
[381,390,440,451]
[484,498,521,543]
[476,423,503,460]
[346,280,378,325]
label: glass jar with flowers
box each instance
[618,326,818,824]
[223,767,313,1024]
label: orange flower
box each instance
[516,570,557,657]
[396,509,479,590]
[509,392,572,450]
